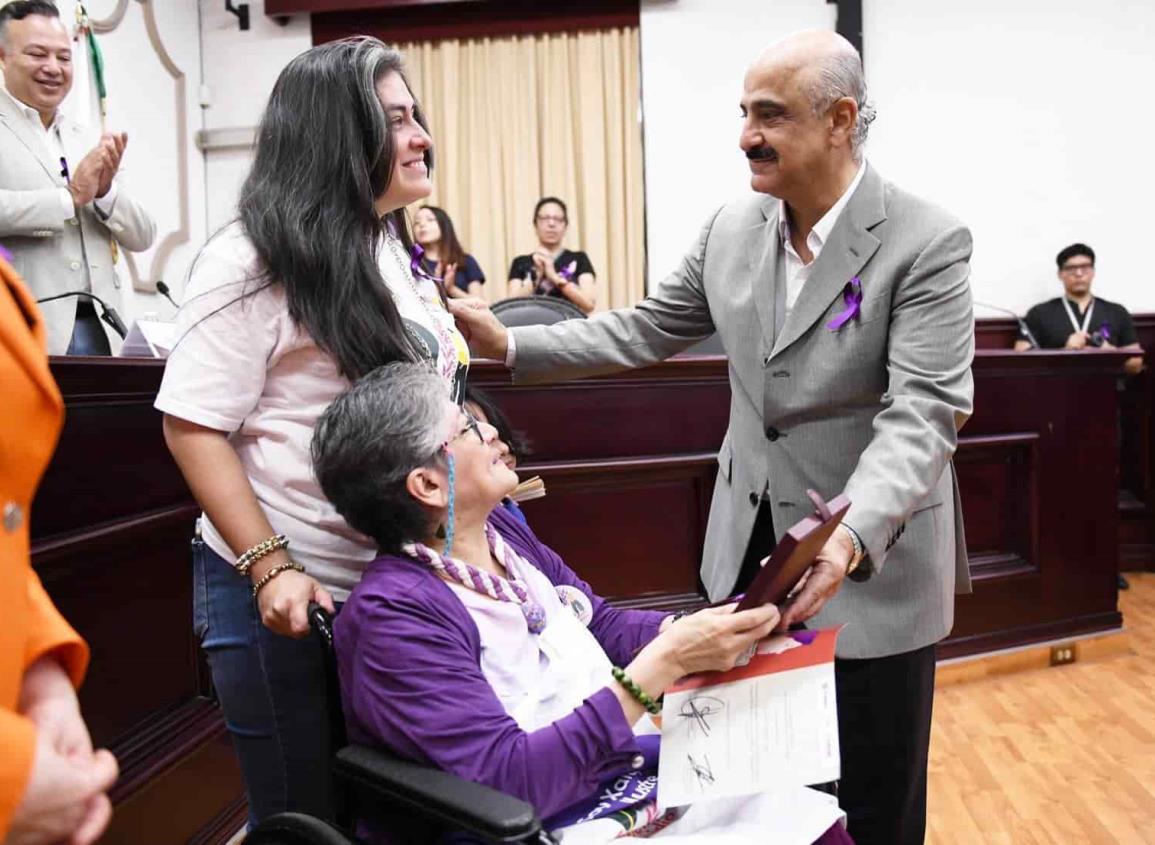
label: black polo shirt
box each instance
[1021,296,1137,348]
[507,249,595,299]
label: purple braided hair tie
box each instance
[826,277,863,331]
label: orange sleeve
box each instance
[0,707,37,841]
[23,572,88,689]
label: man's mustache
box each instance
[746,147,778,162]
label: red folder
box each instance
[734,490,851,612]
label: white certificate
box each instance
[657,627,842,809]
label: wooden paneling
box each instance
[519,454,717,603]
[1119,315,1155,569]
[976,315,1155,573]
[476,349,1133,660]
[30,335,1148,839]
[953,433,1039,581]
[303,0,639,45]
[33,358,241,845]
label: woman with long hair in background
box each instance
[155,37,468,824]
[413,204,486,298]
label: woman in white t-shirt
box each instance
[154,37,468,825]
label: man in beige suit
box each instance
[0,1,154,355]
[453,31,973,845]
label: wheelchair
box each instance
[243,605,557,844]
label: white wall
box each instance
[198,0,311,232]
[43,1,309,326]
[640,0,1155,314]
[53,0,206,323]
[639,0,834,286]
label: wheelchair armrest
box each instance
[334,745,545,843]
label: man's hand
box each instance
[19,658,92,760]
[95,132,127,198]
[67,146,106,207]
[446,298,510,361]
[1065,330,1090,349]
[776,528,853,630]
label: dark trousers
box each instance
[734,501,936,845]
[193,536,334,825]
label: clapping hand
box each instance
[68,132,128,206]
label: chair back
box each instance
[491,296,586,327]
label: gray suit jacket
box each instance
[512,164,974,659]
[0,92,155,354]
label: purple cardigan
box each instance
[333,506,666,821]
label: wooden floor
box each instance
[927,572,1155,844]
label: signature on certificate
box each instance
[678,695,725,737]
[687,753,716,789]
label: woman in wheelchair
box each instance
[312,363,852,844]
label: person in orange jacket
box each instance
[0,250,118,845]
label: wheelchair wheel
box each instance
[244,812,355,845]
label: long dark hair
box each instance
[418,205,466,270]
[238,37,434,380]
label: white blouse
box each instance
[155,223,469,599]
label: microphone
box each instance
[974,301,1038,349]
[36,291,128,339]
[156,280,179,309]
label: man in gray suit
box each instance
[454,30,973,845]
[0,1,155,355]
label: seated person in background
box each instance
[413,205,485,298]
[464,383,532,524]
[1015,243,1143,375]
[0,0,155,356]
[507,196,596,314]
[314,363,851,844]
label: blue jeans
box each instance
[192,536,335,824]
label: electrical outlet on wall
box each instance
[1050,644,1077,666]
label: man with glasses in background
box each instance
[1016,242,1145,589]
[1016,243,1143,375]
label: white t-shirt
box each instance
[155,223,469,599]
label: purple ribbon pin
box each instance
[1100,324,1111,342]
[826,276,863,331]
[0,243,11,264]
[558,260,578,283]
[409,243,441,283]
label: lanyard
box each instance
[1063,298,1095,335]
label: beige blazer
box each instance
[512,164,975,659]
[0,92,155,354]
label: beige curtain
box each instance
[400,27,645,311]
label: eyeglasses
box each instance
[1061,262,1094,273]
[535,215,567,225]
[453,412,485,445]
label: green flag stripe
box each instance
[86,29,107,101]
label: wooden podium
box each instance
[30,347,1137,842]
[32,358,244,845]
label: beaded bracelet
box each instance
[235,534,289,575]
[251,561,306,598]
[611,666,662,715]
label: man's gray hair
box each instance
[806,48,877,157]
[312,363,449,553]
